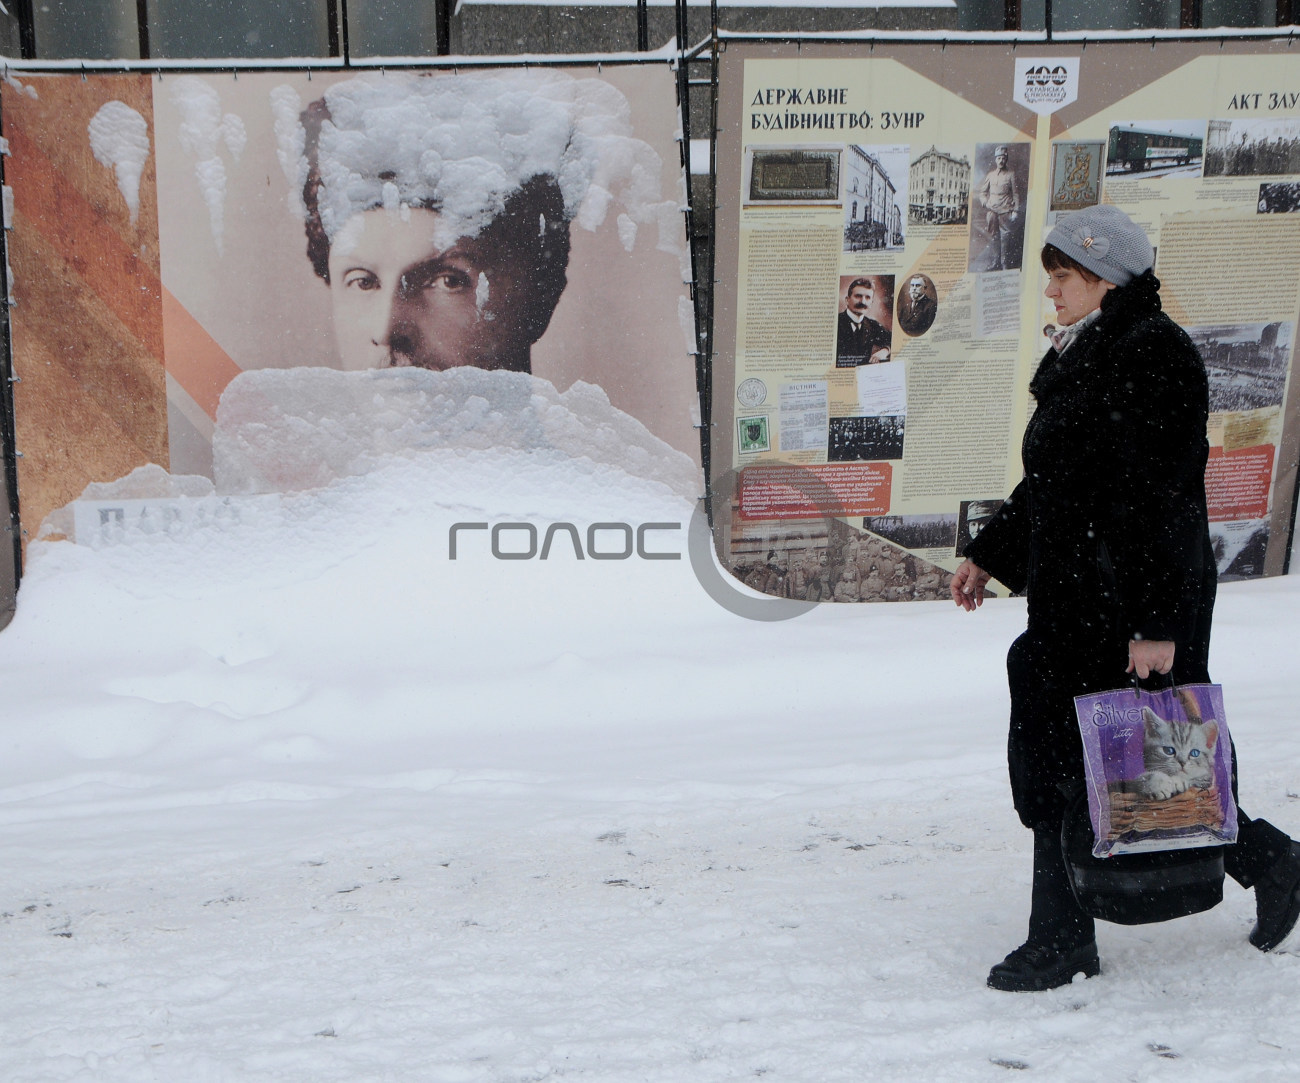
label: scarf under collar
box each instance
[1048,308,1102,355]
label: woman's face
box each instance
[1044,265,1115,327]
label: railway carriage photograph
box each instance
[1106,121,1205,178]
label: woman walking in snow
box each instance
[951,204,1300,992]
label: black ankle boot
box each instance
[1250,841,1300,952]
[987,940,1100,992]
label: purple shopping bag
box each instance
[1073,683,1238,858]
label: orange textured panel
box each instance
[3,74,166,545]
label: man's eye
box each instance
[400,268,473,294]
[428,271,472,292]
[343,271,380,291]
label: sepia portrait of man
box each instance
[835,275,894,366]
[298,80,576,375]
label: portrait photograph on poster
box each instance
[955,498,1004,555]
[1106,120,1205,178]
[835,275,894,366]
[0,65,708,541]
[1206,116,1300,176]
[896,272,938,337]
[153,68,701,485]
[842,144,907,251]
[908,144,971,226]
[967,142,1029,272]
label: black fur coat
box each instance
[964,270,1218,828]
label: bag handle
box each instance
[1132,675,1209,732]
[1131,668,1175,697]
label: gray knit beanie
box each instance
[1043,203,1153,286]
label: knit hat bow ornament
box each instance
[1073,229,1110,258]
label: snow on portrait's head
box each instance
[274,70,658,376]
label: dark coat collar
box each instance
[1030,269,1164,402]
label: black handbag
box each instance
[1060,783,1225,924]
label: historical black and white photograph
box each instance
[828,414,906,462]
[956,498,1004,554]
[861,511,958,551]
[1205,116,1300,177]
[835,274,894,366]
[727,524,833,600]
[1211,519,1270,581]
[908,144,971,225]
[1187,322,1292,411]
[842,144,907,251]
[967,142,1030,272]
[1257,181,1300,213]
[1106,121,1204,178]
[896,272,938,337]
[825,520,952,602]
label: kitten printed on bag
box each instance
[1075,684,1239,858]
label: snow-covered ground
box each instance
[3,446,1299,1081]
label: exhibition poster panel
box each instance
[714,41,1300,603]
[3,66,702,545]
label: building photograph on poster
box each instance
[908,144,970,225]
[1106,120,1205,178]
[835,275,894,365]
[843,144,906,251]
[968,141,1029,272]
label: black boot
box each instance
[988,940,1100,992]
[988,827,1100,992]
[1250,841,1300,952]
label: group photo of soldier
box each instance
[1206,117,1300,177]
[1187,322,1291,412]
[728,522,952,603]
